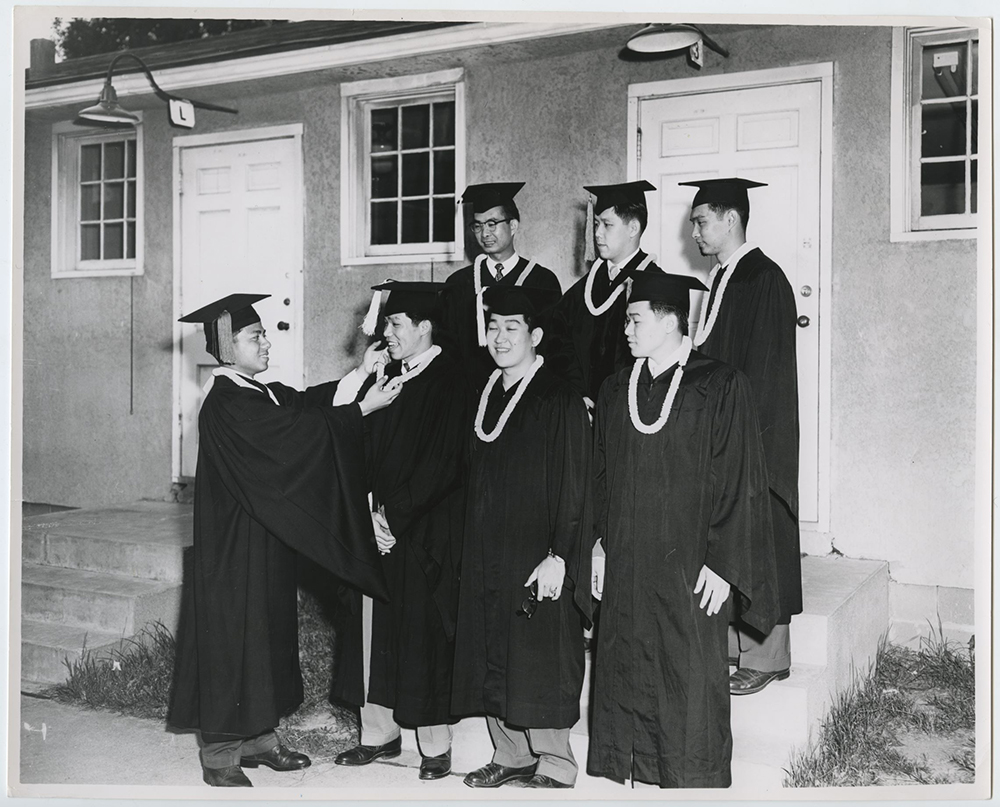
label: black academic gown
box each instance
[443,257,562,389]
[549,250,664,402]
[169,375,387,739]
[451,365,593,729]
[588,354,778,788]
[331,352,474,727]
[698,247,802,620]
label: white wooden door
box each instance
[637,81,823,524]
[175,131,303,479]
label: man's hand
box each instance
[361,341,390,375]
[371,510,396,555]
[592,555,605,600]
[693,565,730,616]
[525,554,566,601]
[358,376,401,416]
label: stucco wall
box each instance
[21,24,980,593]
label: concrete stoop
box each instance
[19,502,193,688]
[396,555,889,791]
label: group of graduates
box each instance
[167,175,802,791]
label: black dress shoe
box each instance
[729,667,790,695]
[463,761,537,788]
[335,736,402,766]
[240,744,311,771]
[418,750,452,780]
[203,765,253,787]
[524,773,574,788]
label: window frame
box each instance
[340,69,465,265]
[890,26,981,242]
[51,118,145,277]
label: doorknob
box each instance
[797,315,810,328]
[800,285,812,297]
[277,321,290,331]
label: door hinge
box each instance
[636,126,642,165]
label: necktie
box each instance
[607,263,618,282]
[495,263,504,281]
[402,361,411,374]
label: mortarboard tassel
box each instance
[216,311,236,365]
[584,197,595,264]
[360,289,382,336]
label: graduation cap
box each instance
[678,177,767,211]
[460,182,525,215]
[584,180,656,213]
[482,284,561,322]
[360,280,447,335]
[626,270,707,315]
[178,293,270,365]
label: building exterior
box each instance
[19,18,988,641]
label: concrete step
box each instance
[730,661,831,747]
[21,563,182,636]
[20,621,127,686]
[22,501,192,583]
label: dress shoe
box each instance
[463,761,537,788]
[524,773,574,788]
[418,750,452,780]
[203,765,253,787]
[335,736,402,766]
[729,667,790,695]
[240,744,311,771]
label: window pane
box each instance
[433,101,455,146]
[104,182,125,219]
[922,43,967,100]
[80,184,101,221]
[104,223,124,259]
[104,141,126,179]
[971,159,977,214]
[970,99,978,155]
[433,197,455,242]
[921,161,965,216]
[371,201,397,245]
[127,181,136,218]
[80,224,100,260]
[402,152,430,196]
[921,103,966,158]
[401,199,429,243]
[81,144,101,182]
[433,151,455,194]
[972,41,979,95]
[401,105,430,149]
[371,108,398,153]
[126,139,136,178]
[371,156,398,199]
[127,222,136,259]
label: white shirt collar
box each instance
[490,252,520,278]
[608,247,641,280]
[401,344,439,372]
[647,336,693,379]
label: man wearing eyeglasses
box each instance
[451,285,593,790]
[443,182,562,389]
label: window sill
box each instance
[340,253,465,267]
[51,266,143,279]
[889,228,979,244]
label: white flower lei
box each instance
[583,253,655,316]
[474,355,544,443]
[628,337,693,435]
[473,254,538,346]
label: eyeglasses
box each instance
[516,581,539,619]
[470,218,511,234]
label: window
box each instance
[890,27,981,241]
[341,69,465,264]
[51,119,144,276]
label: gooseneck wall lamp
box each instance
[623,23,729,68]
[78,52,238,127]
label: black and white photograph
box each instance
[6,2,993,801]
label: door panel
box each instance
[176,135,303,478]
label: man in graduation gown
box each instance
[452,284,593,790]
[443,182,562,389]
[682,177,801,695]
[332,282,474,781]
[549,181,666,410]
[588,271,779,788]
[169,294,399,788]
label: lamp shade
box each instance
[78,81,141,125]
[626,23,703,53]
